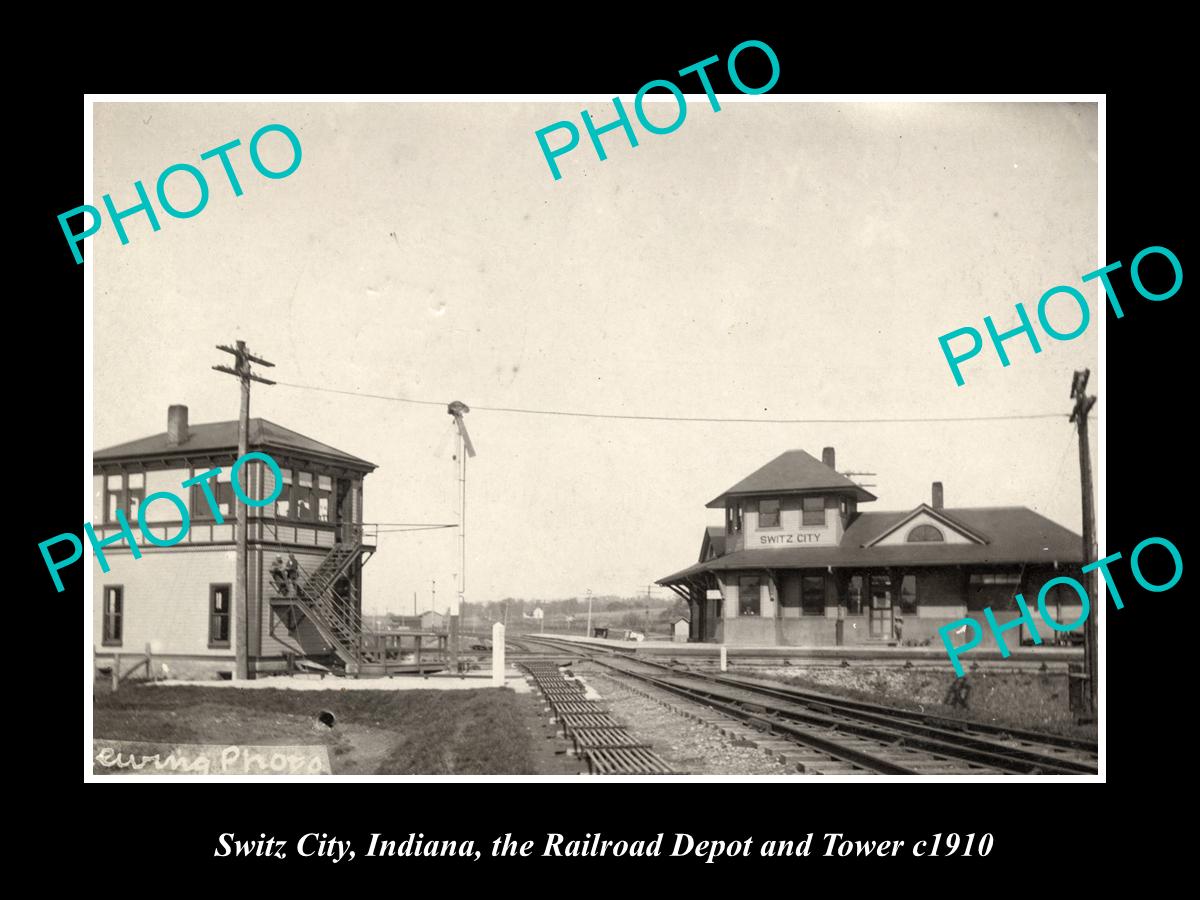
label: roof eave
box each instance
[93,443,377,473]
[705,485,877,508]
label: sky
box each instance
[92,100,1098,614]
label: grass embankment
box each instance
[94,684,536,774]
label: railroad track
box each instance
[503,637,586,663]
[519,658,679,775]
[522,636,1098,776]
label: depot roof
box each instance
[94,418,377,471]
[658,506,1083,584]
[705,449,877,508]
[701,526,726,561]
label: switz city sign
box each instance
[757,531,824,545]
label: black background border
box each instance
[25,26,1184,882]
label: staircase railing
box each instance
[284,547,379,668]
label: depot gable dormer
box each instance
[707,447,876,552]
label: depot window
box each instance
[907,524,944,542]
[758,498,780,528]
[802,496,825,526]
[968,572,1021,610]
[738,576,761,616]
[869,574,892,605]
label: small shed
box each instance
[420,610,446,632]
[671,616,690,643]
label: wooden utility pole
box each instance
[213,341,275,681]
[1070,369,1098,717]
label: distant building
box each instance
[389,610,446,632]
[659,447,1085,648]
[92,404,377,678]
[670,616,690,643]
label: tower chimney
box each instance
[932,481,944,509]
[167,405,189,446]
[822,446,836,469]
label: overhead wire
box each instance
[274,379,1092,425]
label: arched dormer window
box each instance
[907,524,944,543]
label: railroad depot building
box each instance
[658,448,1086,649]
[92,404,377,679]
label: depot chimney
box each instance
[932,481,944,510]
[822,446,836,469]
[167,404,189,446]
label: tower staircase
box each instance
[287,543,377,675]
[281,541,445,676]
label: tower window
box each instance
[802,496,825,526]
[103,585,123,646]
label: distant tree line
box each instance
[460,594,688,627]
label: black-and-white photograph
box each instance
[83,96,1101,780]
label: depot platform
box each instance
[530,633,1082,667]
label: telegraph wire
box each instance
[274,380,1092,425]
[375,525,458,534]
[369,522,460,527]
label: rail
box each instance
[521,635,1098,776]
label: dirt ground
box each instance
[94,683,543,774]
[732,664,1097,739]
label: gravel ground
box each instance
[581,669,795,776]
[730,664,1096,739]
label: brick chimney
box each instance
[822,446,836,469]
[932,481,944,509]
[167,404,189,446]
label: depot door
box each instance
[868,574,894,639]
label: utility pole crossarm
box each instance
[1069,395,1097,424]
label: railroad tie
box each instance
[585,746,677,775]
[556,712,623,734]
[570,728,648,752]
[550,701,606,715]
